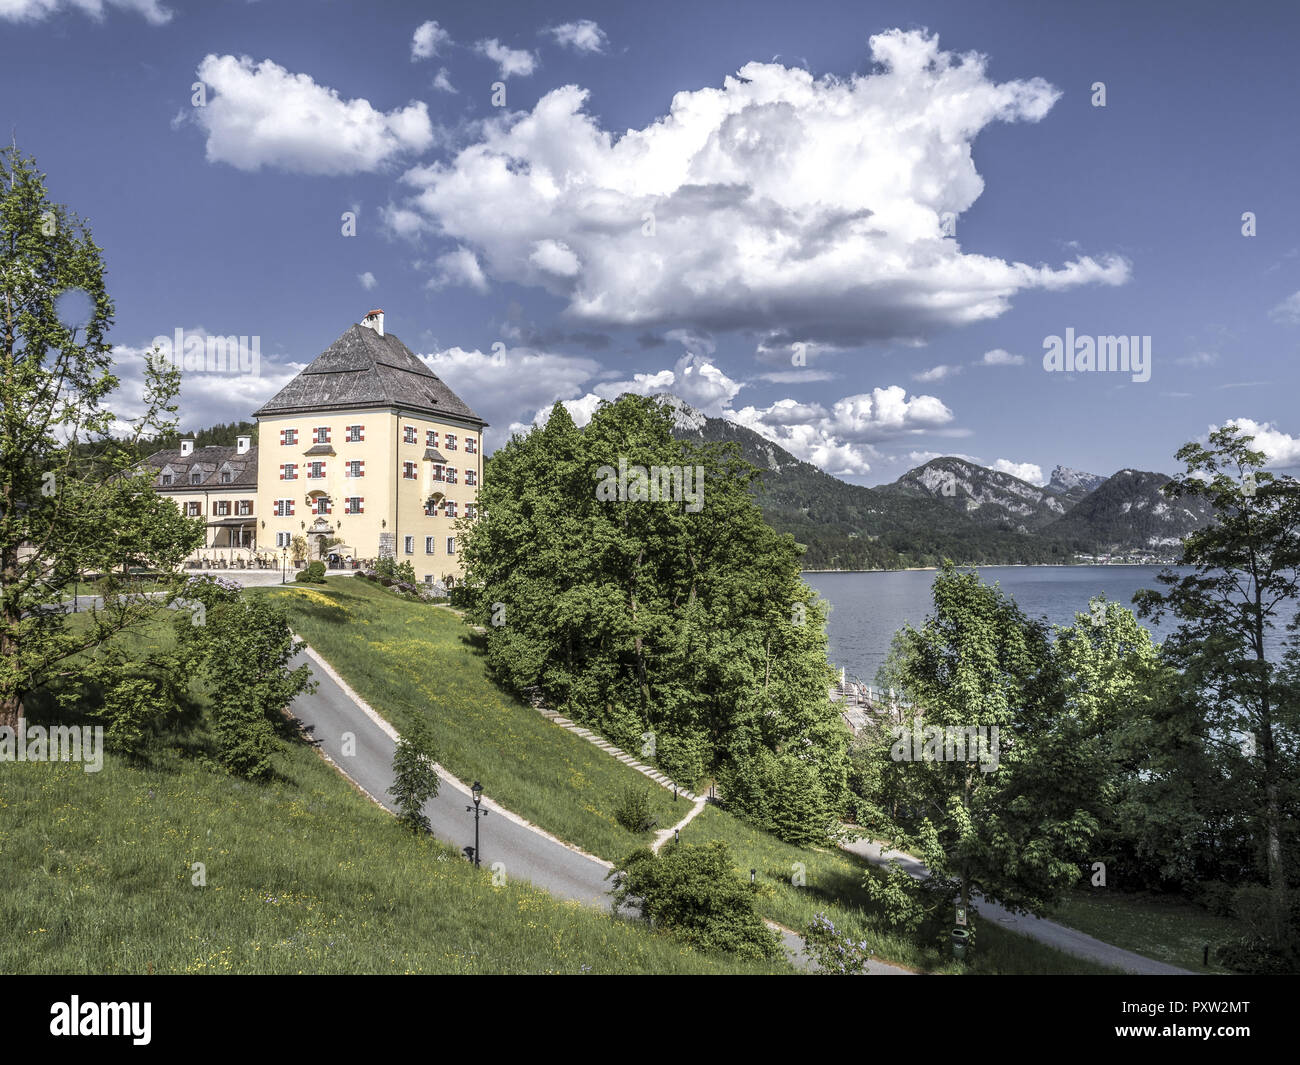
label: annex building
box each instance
[141,310,487,583]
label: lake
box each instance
[804,566,1192,683]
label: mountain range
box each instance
[659,396,1212,570]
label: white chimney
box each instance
[236,435,251,455]
[180,439,194,457]
[361,308,385,336]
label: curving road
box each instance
[286,643,617,907]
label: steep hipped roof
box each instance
[253,323,485,425]
[141,445,258,489]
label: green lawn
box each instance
[0,719,785,974]
[252,579,686,862]
[1048,889,1238,973]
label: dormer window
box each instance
[190,471,202,485]
[161,473,173,486]
[220,470,232,484]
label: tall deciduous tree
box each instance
[0,146,202,730]
[1135,425,1300,949]
[874,562,1108,924]
[459,395,846,834]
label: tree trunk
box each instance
[1260,717,1289,941]
[0,690,19,731]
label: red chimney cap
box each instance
[365,309,384,317]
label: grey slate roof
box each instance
[253,323,486,425]
[141,445,258,490]
[423,447,447,462]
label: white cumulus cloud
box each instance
[526,352,744,432]
[547,20,608,53]
[411,20,451,61]
[1212,418,1300,469]
[427,246,488,292]
[727,385,955,476]
[193,54,434,175]
[391,29,1127,347]
[992,459,1046,484]
[0,0,169,23]
[476,39,537,78]
[358,271,377,290]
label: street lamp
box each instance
[465,780,489,868]
[280,547,288,584]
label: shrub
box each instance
[614,787,655,833]
[802,913,875,975]
[373,557,417,583]
[1217,884,1300,973]
[606,841,782,962]
[295,561,326,584]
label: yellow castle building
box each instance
[143,310,486,584]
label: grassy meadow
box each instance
[0,706,785,974]
[251,578,685,862]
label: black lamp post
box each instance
[280,547,288,584]
[465,780,489,867]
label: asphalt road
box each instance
[287,644,617,907]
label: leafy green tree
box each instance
[0,146,202,731]
[389,714,441,833]
[198,596,315,780]
[606,840,782,962]
[1135,425,1300,950]
[460,395,846,829]
[1052,598,1188,887]
[870,562,1109,927]
[716,747,835,845]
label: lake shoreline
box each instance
[803,566,1188,680]
[802,562,1179,574]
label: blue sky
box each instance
[3,0,1298,485]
